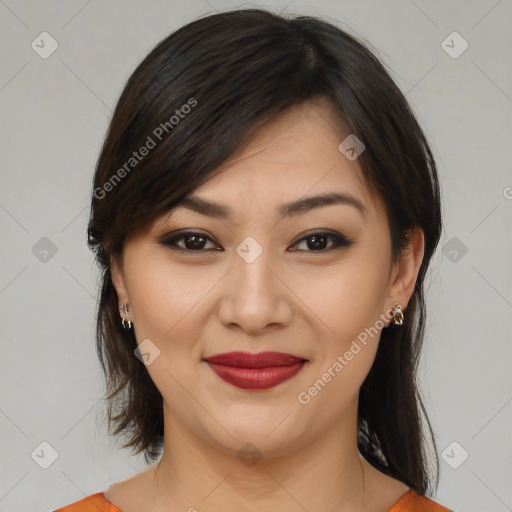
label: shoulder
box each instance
[360,456,452,512]
[52,492,122,512]
[389,489,453,512]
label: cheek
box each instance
[301,242,391,391]
[313,254,389,340]
[294,262,387,424]
[124,251,210,341]
[123,252,211,412]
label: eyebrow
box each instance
[177,192,367,221]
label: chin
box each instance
[210,428,302,461]
[197,405,307,459]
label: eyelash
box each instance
[160,230,353,254]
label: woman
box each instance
[54,8,451,512]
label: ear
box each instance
[110,256,130,319]
[385,227,425,321]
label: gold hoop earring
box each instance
[119,303,130,315]
[119,303,133,329]
[391,303,404,326]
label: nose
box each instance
[217,241,294,336]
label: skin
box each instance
[106,99,424,512]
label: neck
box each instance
[151,400,366,512]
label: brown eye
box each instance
[161,232,220,252]
[289,232,353,252]
[160,230,353,254]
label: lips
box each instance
[205,351,307,390]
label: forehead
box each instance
[183,102,378,214]
[147,102,388,237]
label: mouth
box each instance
[204,351,308,390]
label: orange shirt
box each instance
[53,489,452,511]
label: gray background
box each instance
[1,0,511,511]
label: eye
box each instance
[289,231,353,252]
[160,231,221,252]
[160,230,353,253]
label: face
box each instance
[111,100,424,458]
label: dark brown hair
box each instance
[87,8,443,495]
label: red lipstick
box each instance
[205,351,307,390]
